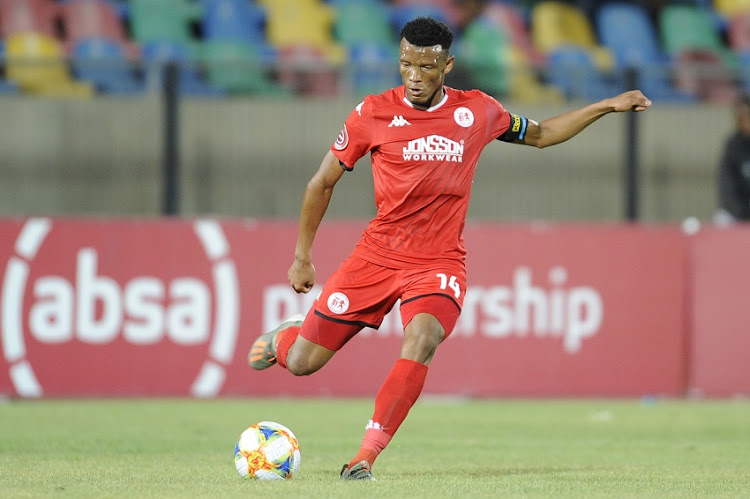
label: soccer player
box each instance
[248,17,651,480]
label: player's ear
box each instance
[444,55,455,74]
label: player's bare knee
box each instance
[402,325,443,364]
[286,359,318,376]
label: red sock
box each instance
[275,326,300,369]
[348,358,428,469]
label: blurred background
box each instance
[0,0,748,222]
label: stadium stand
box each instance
[0,40,20,93]
[391,0,461,28]
[333,0,393,48]
[5,32,94,97]
[201,39,289,94]
[0,0,742,102]
[530,1,617,100]
[140,39,224,96]
[258,0,344,64]
[0,0,59,39]
[595,2,694,102]
[482,2,546,68]
[258,0,342,95]
[660,3,738,101]
[715,0,750,18]
[128,0,201,50]
[71,38,144,94]
[727,10,750,51]
[200,0,276,63]
[59,0,137,56]
[331,0,398,95]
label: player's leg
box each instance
[248,310,361,376]
[250,254,398,377]
[344,266,464,476]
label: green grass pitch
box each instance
[1,398,749,497]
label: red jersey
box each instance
[330,85,512,268]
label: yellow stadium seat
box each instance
[715,0,750,18]
[6,32,93,97]
[258,0,344,64]
[531,1,613,70]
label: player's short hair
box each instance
[738,92,750,110]
[400,17,454,53]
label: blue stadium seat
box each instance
[141,40,225,97]
[346,42,400,96]
[596,2,695,102]
[0,40,20,94]
[202,0,266,42]
[547,44,621,101]
[72,38,145,94]
[200,0,277,64]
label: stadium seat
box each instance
[59,0,138,57]
[201,0,264,44]
[715,0,750,18]
[660,4,734,63]
[736,50,750,91]
[141,40,224,96]
[200,39,289,95]
[482,2,546,67]
[547,44,621,101]
[390,0,461,28]
[728,11,750,51]
[345,42,400,96]
[333,1,393,48]
[72,38,145,94]
[531,1,597,52]
[456,18,511,97]
[200,0,276,64]
[0,40,20,94]
[660,4,737,102]
[128,0,202,51]
[596,3,694,102]
[531,1,613,68]
[0,0,59,39]
[277,45,339,96]
[258,0,344,65]
[5,32,94,97]
[389,4,454,33]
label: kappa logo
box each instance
[388,115,411,127]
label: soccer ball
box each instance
[234,421,301,480]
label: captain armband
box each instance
[497,113,529,142]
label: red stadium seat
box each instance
[728,12,750,52]
[0,0,59,39]
[60,0,138,57]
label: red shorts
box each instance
[300,254,465,351]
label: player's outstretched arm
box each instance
[288,150,346,293]
[521,90,651,149]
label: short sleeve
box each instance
[482,93,512,145]
[330,98,375,169]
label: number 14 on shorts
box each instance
[436,273,461,298]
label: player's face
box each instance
[399,38,454,110]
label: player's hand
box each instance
[610,90,652,112]
[288,259,315,293]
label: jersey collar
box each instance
[401,87,449,112]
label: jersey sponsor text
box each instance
[402,135,464,162]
